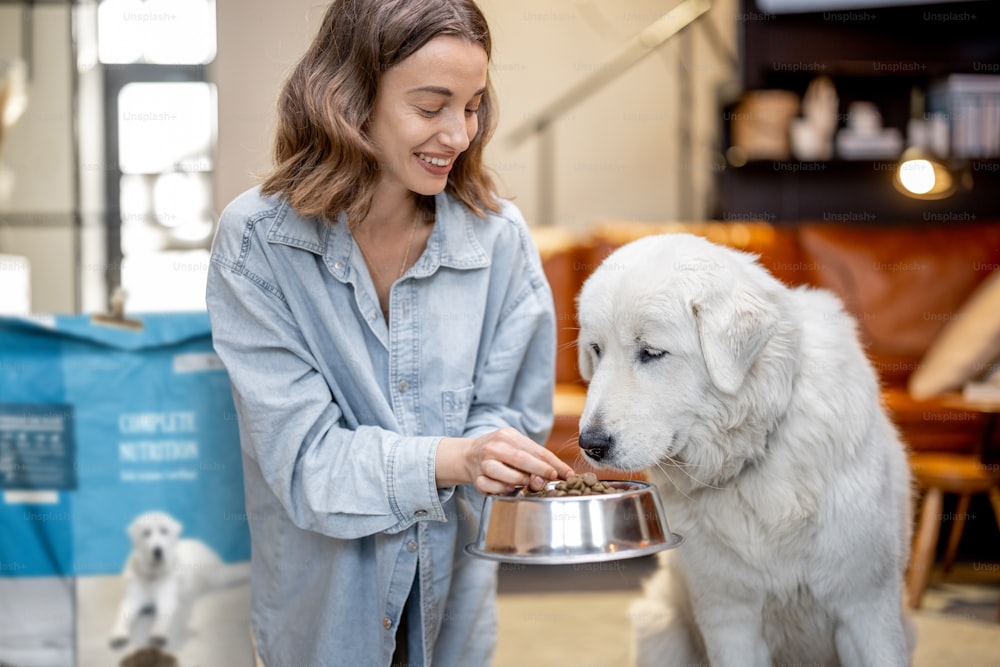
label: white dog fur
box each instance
[575,234,914,667]
[110,510,250,649]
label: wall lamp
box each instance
[893,147,974,201]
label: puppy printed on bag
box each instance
[110,510,250,650]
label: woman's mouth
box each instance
[417,153,453,167]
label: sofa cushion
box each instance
[532,227,587,385]
[908,268,1000,399]
[587,220,808,286]
[881,387,994,453]
[797,223,1000,384]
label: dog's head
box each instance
[575,234,794,488]
[127,511,183,572]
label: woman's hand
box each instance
[435,427,575,495]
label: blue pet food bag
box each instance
[0,313,251,666]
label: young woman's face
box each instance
[368,36,488,200]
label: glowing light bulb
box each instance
[898,158,935,195]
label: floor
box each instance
[494,558,1000,667]
[18,557,991,666]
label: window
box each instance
[95,0,217,312]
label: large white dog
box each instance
[109,510,250,649]
[575,234,914,666]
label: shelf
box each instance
[714,159,1000,223]
[716,2,1000,224]
[739,0,1000,91]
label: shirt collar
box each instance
[265,191,491,282]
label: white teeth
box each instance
[418,153,452,167]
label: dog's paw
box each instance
[149,634,168,649]
[109,635,128,649]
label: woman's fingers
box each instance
[480,428,575,490]
[474,474,516,496]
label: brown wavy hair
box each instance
[260,0,500,223]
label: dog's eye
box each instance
[590,342,601,358]
[639,347,668,363]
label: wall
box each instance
[0,0,739,314]
[211,0,738,230]
[0,3,78,314]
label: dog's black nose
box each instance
[152,547,163,561]
[579,428,614,462]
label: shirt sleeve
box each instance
[206,213,445,541]
[462,212,557,447]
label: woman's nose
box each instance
[440,111,472,153]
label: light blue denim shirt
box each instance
[205,186,555,667]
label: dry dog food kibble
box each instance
[525,472,619,497]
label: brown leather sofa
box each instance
[532,220,1000,472]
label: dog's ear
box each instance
[164,513,183,537]
[127,516,142,541]
[693,286,778,395]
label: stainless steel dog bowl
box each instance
[465,480,682,564]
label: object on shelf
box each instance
[907,115,951,159]
[729,89,800,161]
[790,76,838,161]
[928,74,1000,159]
[835,101,903,160]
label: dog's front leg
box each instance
[109,596,136,649]
[693,599,771,667]
[833,589,910,667]
[150,578,181,647]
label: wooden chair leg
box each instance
[908,487,944,609]
[986,485,1000,625]
[942,493,971,573]
[988,486,1000,533]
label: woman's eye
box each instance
[639,347,667,363]
[590,343,601,358]
[416,107,440,118]
[465,107,480,116]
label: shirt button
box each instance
[383,617,392,630]
[407,540,418,553]
[334,261,344,271]
[414,509,428,518]
[398,379,409,393]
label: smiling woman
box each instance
[260,0,499,226]
[206,1,571,666]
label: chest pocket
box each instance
[442,384,474,437]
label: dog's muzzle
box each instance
[578,428,614,462]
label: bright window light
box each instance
[98,0,217,65]
[117,82,216,174]
[97,0,144,64]
[152,172,211,229]
[119,173,153,226]
[121,250,210,312]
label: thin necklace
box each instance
[354,207,420,313]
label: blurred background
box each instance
[0,0,744,316]
[2,0,999,316]
[2,2,1000,664]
